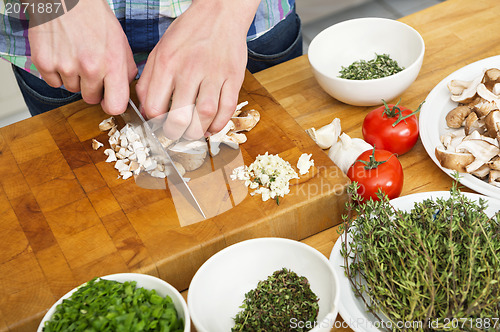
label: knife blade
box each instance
[123,99,206,219]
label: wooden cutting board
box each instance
[0,71,349,331]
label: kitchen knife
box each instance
[122,99,206,219]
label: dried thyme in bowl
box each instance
[340,179,500,332]
[338,53,404,80]
[232,268,319,332]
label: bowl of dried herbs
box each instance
[308,17,425,106]
[188,238,339,332]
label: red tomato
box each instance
[362,100,423,155]
[347,148,404,201]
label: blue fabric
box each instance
[12,64,82,116]
[247,6,302,73]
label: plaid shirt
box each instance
[0,0,295,76]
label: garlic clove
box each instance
[306,118,341,149]
[328,133,372,174]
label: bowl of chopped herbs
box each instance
[38,273,189,332]
[308,17,425,106]
[188,238,339,332]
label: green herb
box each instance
[340,177,500,331]
[43,278,184,332]
[338,53,404,80]
[232,268,319,331]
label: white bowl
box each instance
[188,237,339,332]
[308,17,425,106]
[38,273,190,332]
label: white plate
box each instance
[419,55,500,198]
[329,191,500,332]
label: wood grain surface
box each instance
[0,68,349,331]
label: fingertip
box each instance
[101,93,128,115]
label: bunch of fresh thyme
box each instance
[340,179,500,331]
[338,53,404,80]
[232,268,319,332]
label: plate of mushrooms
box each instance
[419,55,500,197]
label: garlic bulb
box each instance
[328,133,372,174]
[306,118,341,149]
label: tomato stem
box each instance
[391,101,424,127]
[381,99,424,127]
[356,148,388,170]
[381,99,401,118]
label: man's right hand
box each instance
[28,0,137,115]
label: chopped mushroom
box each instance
[438,68,500,187]
[445,106,472,128]
[455,139,500,173]
[227,132,247,144]
[488,156,500,170]
[471,164,490,179]
[99,117,116,131]
[168,140,208,171]
[464,112,485,135]
[104,149,117,162]
[485,110,500,138]
[470,98,498,117]
[208,120,236,156]
[95,100,259,180]
[489,170,500,187]
[435,146,475,173]
[92,139,104,150]
[232,109,260,132]
[484,68,500,83]
[476,83,500,110]
[448,72,484,103]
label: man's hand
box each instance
[28,0,137,115]
[136,0,260,140]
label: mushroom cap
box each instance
[464,112,485,136]
[485,110,500,138]
[484,68,500,82]
[445,105,472,128]
[449,73,483,103]
[447,79,471,95]
[488,156,500,170]
[435,146,474,172]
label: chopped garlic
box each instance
[231,152,298,203]
[297,153,314,175]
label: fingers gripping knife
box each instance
[122,99,206,219]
